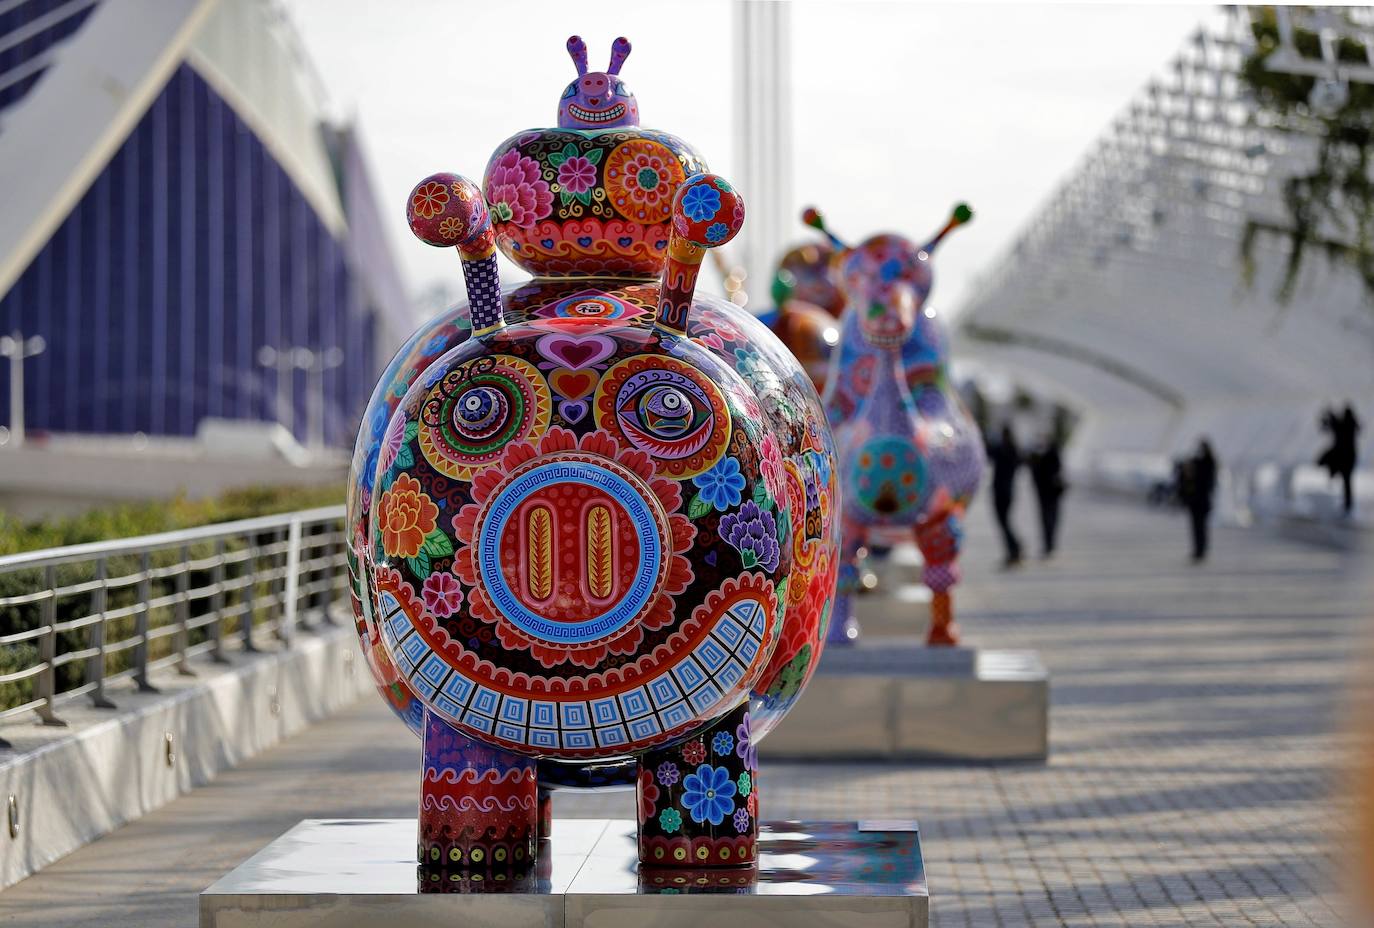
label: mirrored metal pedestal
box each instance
[763,639,1049,762]
[200,818,927,928]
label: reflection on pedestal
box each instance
[200,819,928,928]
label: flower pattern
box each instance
[705,222,730,243]
[681,184,721,222]
[693,457,746,512]
[381,413,406,471]
[681,740,706,765]
[377,473,438,558]
[681,764,736,826]
[411,181,449,220]
[638,769,660,820]
[438,216,463,239]
[557,155,597,195]
[736,714,758,771]
[421,571,463,618]
[759,434,786,503]
[719,500,780,573]
[634,704,757,858]
[605,139,684,223]
[487,149,553,228]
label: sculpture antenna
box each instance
[566,35,589,76]
[923,202,974,256]
[802,206,847,250]
[607,36,632,74]
[657,174,745,335]
[405,173,504,334]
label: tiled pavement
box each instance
[0,490,1367,926]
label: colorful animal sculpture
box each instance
[346,36,839,883]
[815,204,983,646]
[764,232,845,392]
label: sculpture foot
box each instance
[418,709,538,878]
[636,701,757,868]
[925,591,960,647]
[537,787,552,841]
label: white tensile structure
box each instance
[956,7,1374,521]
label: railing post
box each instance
[88,557,115,709]
[35,565,65,727]
[317,523,336,627]
[133,550,156,692]
[175,543,194,676]
[281,518,302,644]
[210,537,229,664]
[241,534,258,653]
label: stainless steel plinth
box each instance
[200,818,927,928]
[762,639,1049,762]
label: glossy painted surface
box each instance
[201,818,927,898]
[817,206,983,646]
[767,240,843,393]
[346,34,839,871]
[358,281,837,761]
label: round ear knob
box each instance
[671,174,744,248]
[406,173,493,256]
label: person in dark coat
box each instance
[989,425,1023,566]
[1318,404,1361,515]
[1180,438,1217,562]
[1028,436,1066,558]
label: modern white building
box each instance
[0,0,411,451]
[956,7,1374,518]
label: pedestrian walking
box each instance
[1029,436,1066,558]
[989,425,1023,567]
[1180,438,1217,562]
[1318,403,1361,515]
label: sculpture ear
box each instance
[567,35,588,76]
[608,36,631,75]
[923,202,973,256]
[802,206,848,250]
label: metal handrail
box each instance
[0,506,344,571]
[0,505,348,736]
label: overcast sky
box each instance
[281,1,1213,316]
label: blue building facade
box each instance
[0,2,404,449]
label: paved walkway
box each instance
[0,491,1366,926]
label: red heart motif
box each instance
[550,368,597,400]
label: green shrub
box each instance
[0,484,344,556]
[0,483,345,713]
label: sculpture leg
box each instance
[636,701,757,869]
[418,708,537,882]
[827,524,865,645]
[537,786,553,841]
[915,508,963,647]
[926,588,960,646]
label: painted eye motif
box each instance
[613,79,629,96]
[615,371,714,458]
[634,385,696,438]
[453,385,508,440]
[562,81,578,99]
